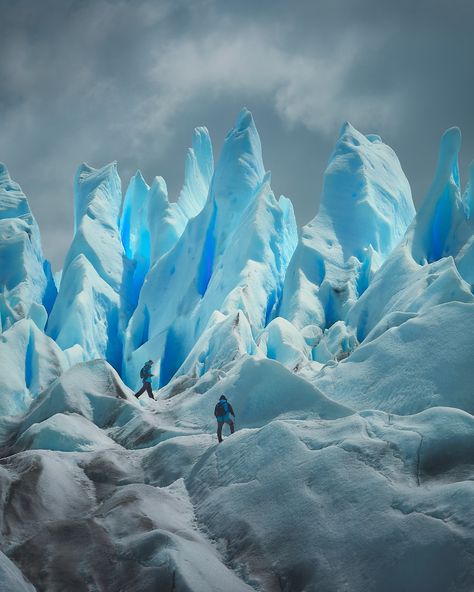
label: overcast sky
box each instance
[1,0,473,269]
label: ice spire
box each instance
[411,127,465,263]
[120,170,151,298]
[148,176,187,264]
[48,162,133,371]
[145,127,213,267]
[123,109,297,388]
[177,126,214,219]
[0,163,56,331]
[210,108,265,215]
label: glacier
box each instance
[0,109,473,592]
[0,164,56,332]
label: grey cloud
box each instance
[0,0,473,268]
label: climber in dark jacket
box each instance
[134,360,154,399]
[214,395,235,443]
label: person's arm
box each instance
[228,403,235,417]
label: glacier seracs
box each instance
[147,126,213,266]
[0,109,474,592]
[345,127,474,345]
[279,122,415,336]
[123,109,298,389]
[47,162,134,371]
[119,169,151,299]
[0,163,56,332]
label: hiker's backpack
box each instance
[215,400,228,417]
[140,366,146,379]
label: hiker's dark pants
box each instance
[134,381,154,399]
[217,420,235,443]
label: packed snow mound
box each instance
[124,110,297,389]
[280,122,415,331]
[0,163,56,332]
[173,310,260,379]
[158,357,353,434]
[186,408,474,592]
[14,412,119,453]
[47,163,133,371]
[315,301,474,415]
[258,316,310,369]
[13,360,138,438]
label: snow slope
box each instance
[1,357,473,591]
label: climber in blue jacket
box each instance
[134,360,154,399]
[214,394,235,443]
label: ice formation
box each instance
[123,109,298,389]
[0,110,474,591]
[46,162,133,372]
[280,122,415,334]
[0,164,56,332]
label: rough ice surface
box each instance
[47,163,133,372]
[148,127,213,265]
[123,109,298,389]
[0,319,69,417]
[345,127,474,346]
[0,164,56,332]
[280,122,415,332]
[1,110,474,591]
[120,170,151,298]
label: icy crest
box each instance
[0,163,55,331]
[147,127,213,265]
[280,122,415,332]
[124,110,297,388]
[120,170,150,297]
[47,162,133,371]
[411,127,466,263]
[1,111,474,591]
[345,127,474,348]
[176,126,214,220]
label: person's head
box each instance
[219,395,227,401]
[146,360,153,366]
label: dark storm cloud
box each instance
[0,0,473,268]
